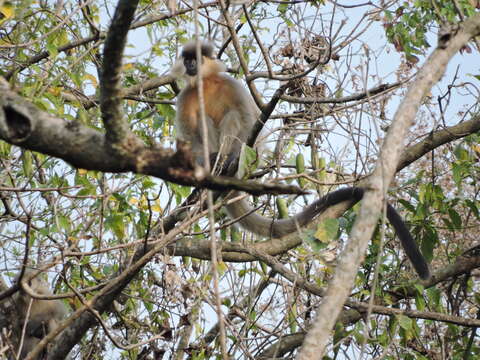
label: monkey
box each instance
[11,269,68,359]
[172,41,430,280]
[171,41,258,165]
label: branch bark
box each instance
[100,0,140,149]
[280,82,401,104]
[0,79,304,196]
[297,12,480,360]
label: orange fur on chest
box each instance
[180,76,237,131]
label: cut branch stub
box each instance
[0,99,34,143]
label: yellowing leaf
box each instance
[162,122,169,137]
[48,87,61,96]
[78,168,88,175]
[68,296,82,309]
[68,236,79,246]
[84,74,98,87]
[314,218,339,243]
[0,3,15,19]
[129,197,139,205]
[151,203,163,213]
[217,261,228,276]
[123,63,134,71]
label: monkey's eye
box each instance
[184,58,197,76]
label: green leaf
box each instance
[398,199,416,213]
[276,198,289,219]
[397,314,413,331]
[420,224,436,261]
[474,293,480,306]
[295,153,306,188]
[414,289,426,311]
[106,214,126,240]
[57,214,71,232]
[237,144,259,178]
[465,199,479,219]
[21,151,32,178]
[230,226,241,242]
[448,208,462,229]
[315,218,339,243]
[288,304,297,333]
[426,287,441,308]
[170,183,192,204]
[46,42,58,58]
[302,229,327,252]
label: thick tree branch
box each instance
[100,0,140,148]
[398,113,480,170]
[281,82,401,104]
[297,12,480,360]
[0,79,304,196]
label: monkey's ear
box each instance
[170,59,186,79]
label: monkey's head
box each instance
[14,269,53,296]
[181,41,214,76]
[170,41,226,79]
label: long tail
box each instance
[225,186,430,280]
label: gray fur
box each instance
[13,270,68,359]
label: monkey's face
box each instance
[183,56,199,76]
[180,41,215,77]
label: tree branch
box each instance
[4,2,218,80]
[398,113,480,170]
[0,79,304,196]
[297,12,480,360]
[46,202,212,359]
[100,0,140,148]
[280,82,401,104]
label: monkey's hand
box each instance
[209,152,238,175]
[26,319,48,338]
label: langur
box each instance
[171,41,258,164]
[172,41,430,280]
[12,269,67,359]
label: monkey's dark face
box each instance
[181,42,214,77]
[183,56,199,76]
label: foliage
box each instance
[0,0,480,359]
